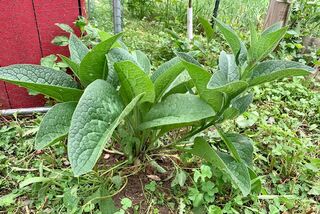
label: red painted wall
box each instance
[0,0,86,109]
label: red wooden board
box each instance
[0,0,86,109]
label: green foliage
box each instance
[79,34,122,86]
[69,34,89,64]
[0,64,82,102]
[139,94,215,130]
[290,0,320,37]
[68,80,142,176]
[190,137,251,196]
[187,165,219,208]
[1,4,319,211]
[0,20,314,205]
[114,61,155,105]
[248,60,314,86]
[198,16,214,42]
[35,102,77,150]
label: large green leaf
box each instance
[182,61,224,112]
[223,92,253,120]
[238,42,248,65]
[132,50,151,74]
[35,102,77,150]
[222,107,240,120]
[69,34,89,64]
[152,52,199,83]
[175,52,202,67]
[217,128,242,162]
[249,60,314,86]
[262,22,282,36]
[99,31,114,41]
[209,51,239,88]
[219,51,239,81]
[114,61,155,104]
[98,31,124,49]
[217,130,254,167]
[161,71,192,98]
[207,80,248,100]
[163,80,194,100]
[217,152,251,196]
[0,65,83,102]
[68,80,143,176]
[79,34,122,86]
[106,48,140,87]
[151,57,180,81]
[199,16,214,42]
[139,94,215,130]
[214,18,241,57]
[224,133,254,167]
[250,23,259,49]
[154,60,185,101]
[231,93,253,115]
[190,137,251,196]
[247,27,287,66]
[249,168,262,194]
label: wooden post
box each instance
[264,0,291,29]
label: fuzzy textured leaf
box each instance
[247,27,287,65]
[99,31,124,49]
[231,93,254,115]
[175,52,202,67]
[133,50,151,73]
[214,18,242,56]
[162,80,193,99]
[262,22,282,36]
[217,128,242,162]
[218,51,239,82]
[79,34,122,86]
[115,61,155,104]
[207,80,248,100]
[225,133,254,167]
[199,16,214,42]
[218,152,251,196]
[209,51,239,88]
[56,23,74,33]
[182,61,224,112]
[69,34,89,64]
[152,52,198,83]
[151,57,181,81]
[106,48,140,87]
[222,107,240,120]
[161,71,192,99]
[35,102,77,150]
[68,80,142,176]
[154,60,185,101]
[139,94,215,130]
[190,137,251,196]
[0,65,82,102]
[223,92,253,120]
[249,60,314,86]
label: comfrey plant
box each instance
[0,20,314,196]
